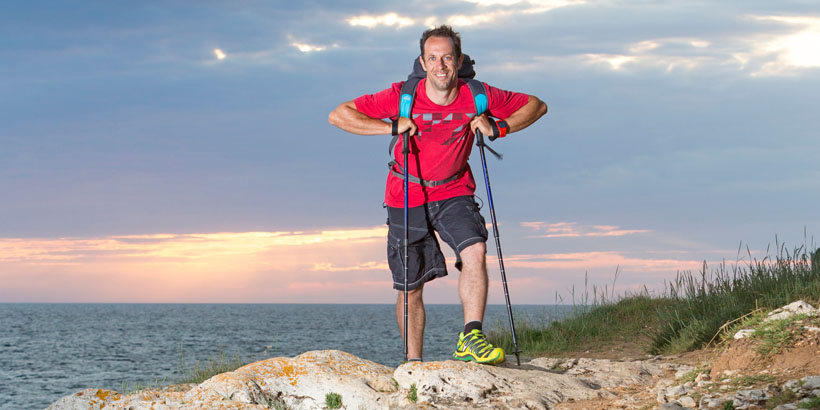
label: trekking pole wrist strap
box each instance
[489,120,509,141]
[392,119,400,136]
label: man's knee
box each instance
[460,241,487,267]
[399,286,424,302]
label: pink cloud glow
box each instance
[0,228,389,303]
[0,226,714,304]
[520,221,651,238]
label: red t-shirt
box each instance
[354,79,529,207]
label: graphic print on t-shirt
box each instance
[413,112,476,145]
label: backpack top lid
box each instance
[407,53,476,81]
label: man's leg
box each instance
[458,241,488,324]
[453,240,504,364]
[396,284,425,360]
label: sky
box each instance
[1,0,819,304]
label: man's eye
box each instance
[443,56,452,62]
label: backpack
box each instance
[387,54,488,188]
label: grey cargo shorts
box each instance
[386,195,488,291]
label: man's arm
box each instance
[470,95,547,137]
[329,101,417,136]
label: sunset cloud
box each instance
[503,251,703,272]
[521,221,651,238]
[0,227,390,303]
[311,261,390,272]
[0,228,387,263]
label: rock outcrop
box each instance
[47,350,686,410]
[48,300,820,410]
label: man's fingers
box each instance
[398,117,418,135]
[470,115,491,135]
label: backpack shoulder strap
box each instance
[389,78,422,155]
[399,77,420,119]
[464,78,487,116]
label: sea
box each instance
[0,303,571,410]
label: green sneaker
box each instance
[452,329,506,364]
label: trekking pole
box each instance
[402,130,410,362]
[475,129,522,366]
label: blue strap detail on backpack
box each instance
[473,93,488,116]
[399,93,413,118]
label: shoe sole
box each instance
[452,350,505,365]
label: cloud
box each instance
[347,12,416,29]
[504,251,703,272]
[743,15,820,75]
[311,261,390,272]
[0,227,391,302]
[287,280,390,291]
[480,12,820,77]
[0,228,387,263]
[460,0,586,13]
[521,221,651,238]
[213,48,226,60]
[287,35,338,53]
[345,1,583,30]
[290,42,326,53]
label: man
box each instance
[329,25,547,364]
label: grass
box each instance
[751,314,808,355]
[120,377,166,395]
[177,344,247,385]
[799,396,820,409]
[488,239,820,357]
[766,388,799,409]
[677,364,710,384]
[324,392,342,409]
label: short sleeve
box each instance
[353,82,403,120]
[484,83,529,119]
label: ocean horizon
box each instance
[1,303,571,410]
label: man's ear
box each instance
[419,54,427,71]
[457,54,463,70]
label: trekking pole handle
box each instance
[475,128,486,147]
[402,131,410,155]
[474,129,503,160]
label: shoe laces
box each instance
[461,330,495,356]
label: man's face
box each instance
[420,36,462,92]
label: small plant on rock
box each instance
[324,392,342,409]
[407,383,418,403]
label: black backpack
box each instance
[388,54,488,187]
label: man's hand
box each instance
[469,114,495,137]
[396,117,418,136]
